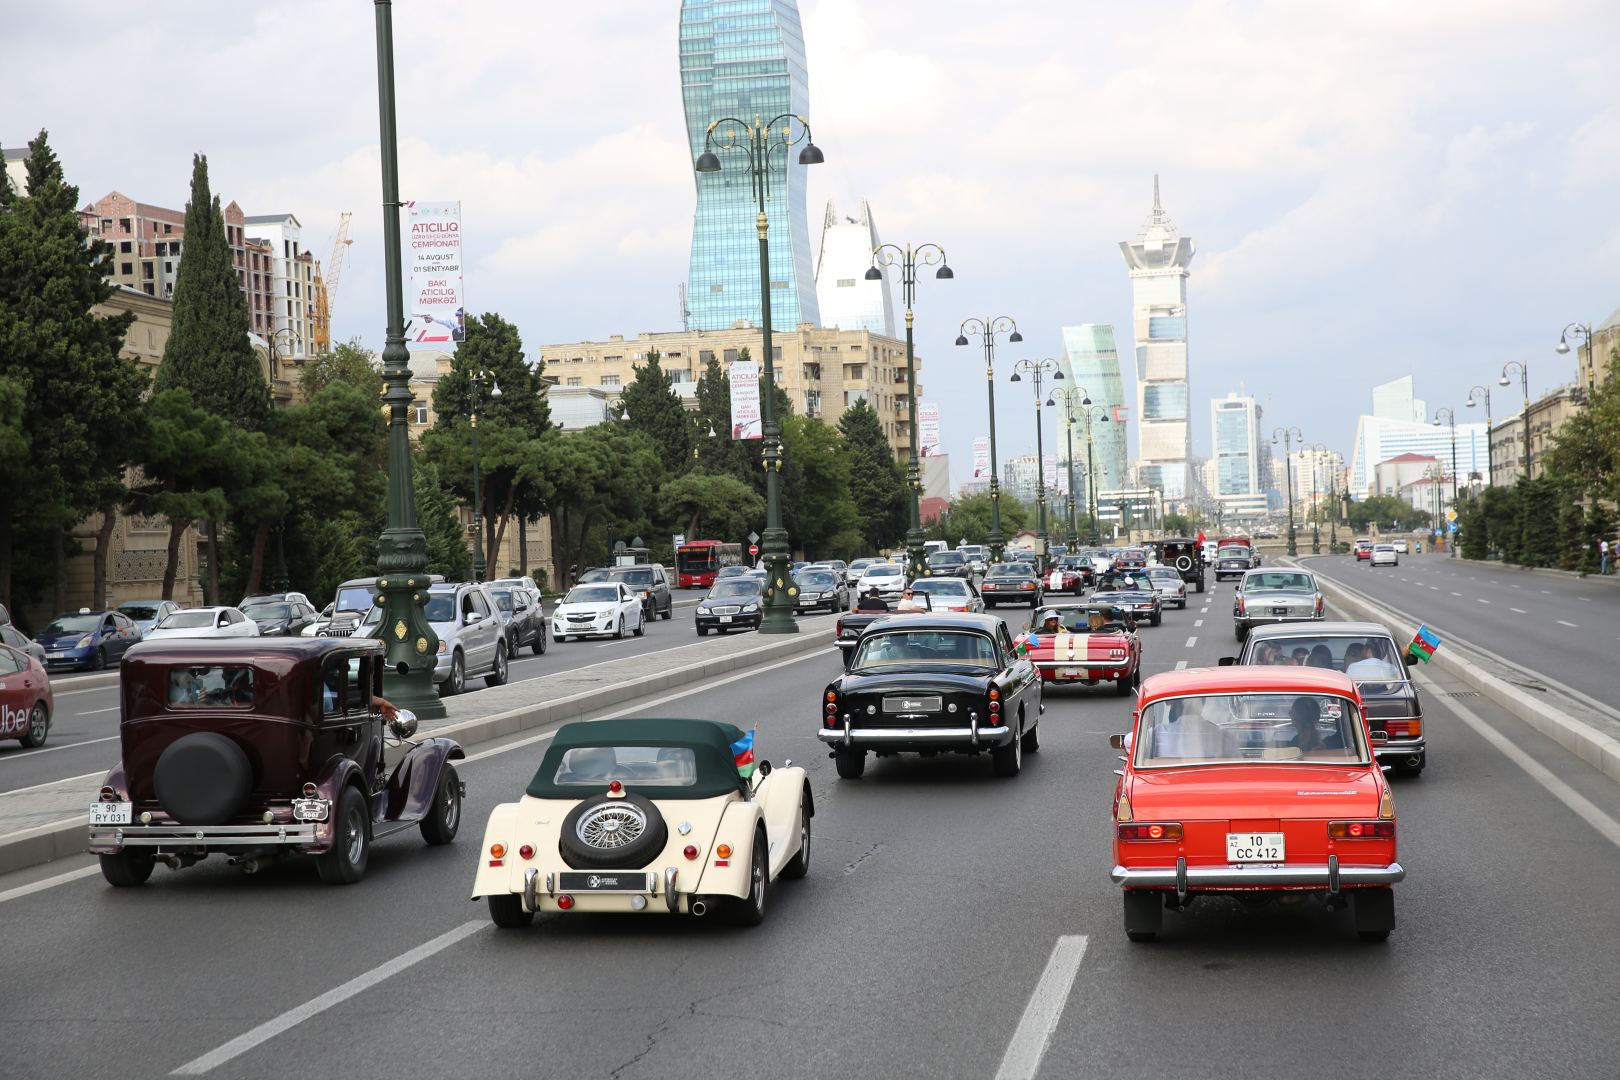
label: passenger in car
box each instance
[1307,644,1335,669]
[1284,698,1340,752]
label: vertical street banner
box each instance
[730,360,762,439]
[919,403,941,457]
[1043,454,1057,490]
[407,200,464,350]
[972,437,990,478]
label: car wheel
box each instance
[488,892,534,929]
[20,702,49,749]
[419,763,462,846]
[782,790,811,880]
[1234,625,1247,642]
[532,628,546,656]
[697,626,709,636]
[633,614,645,637]
[91,647,108,672]
[315,785,371,885]
[559,792,669,869]
[1123,890,1162,942]
[441,651,465,696]
[1151,611,1162,627]
[1115,673,1134,696]
[730,828,769,926]
[556,634,569,643]
[1354,887,1396,942]
[992,723,1023,777]
[660,604,672,621]
[1021,719,1040,754]
[99,850,156,887]
[485,643,509,688]
[1195,579,1205,593]
[833,746,865,779]
[613,618,624,640]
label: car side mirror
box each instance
[1218,656,1236,666]
[464,612,479,625]
[388,709,419,739]
[756,759,772,777]
[1108,733,1128,750]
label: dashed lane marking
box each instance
[79,706,119,716]
[1184,636,1197,648]
[1477,598,1491,605]
[1174,660,1188,670]
[0,865,100,905]
[993,935,1089,1080]
[1193,619,1203,627]
[1510,608,1527,614]
[0,734,119,765]
[1557,620,1580,628]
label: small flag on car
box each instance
[1407,625,1441,663]
[1017,635,1037,655]
[731,729,756,778]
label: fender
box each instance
[755,767,810,878]
[468,801,532,900]
[99,760,130,800]
[692,799,763,900]
[386,737,465,822]
[310,754,366,850]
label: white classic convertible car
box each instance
[471,718,811,927]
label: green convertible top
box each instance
[526,717,749,800]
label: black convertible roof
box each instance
[526,717,748,800]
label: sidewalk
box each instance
[0,624,834,875]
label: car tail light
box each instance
[1379,786,1396,820]
[608,779,623,794]
[989,688,1000,702]
[518,844,535,860]
[836,618,846,634]
[1020,582,1035,590]
[983,583,996,590]
[302,782,318,798]
[716,844,732,860]
[1385,719,1421,738]
[557,894,575,910]
[99,786,119,803]
[684,845,699,860]
[1235,596,1246,615]
[488,842,506,867]
[1328,821,1395,839]
[1315,595,1324,616]
[989,700,1000,716]
[1117,823,1182,841]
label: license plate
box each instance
[88,801,132,826]
[719,615,733,623]
[1227,832,1285,863]
[292,798,329,822]
[1271,607,1289,616]
[557,871,654,893]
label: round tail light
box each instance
[518,844,535,860]
[684,845,699,860]
[608,780,623,794]
[489,843,507,859]
[716,844,733,860]
[557,895,574,910]
[302,783,318,798]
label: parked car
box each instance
[1370,543,1399,567]
[116,599,181,636]
[1091,569,1163,627]
[924,550,971,579]
[793,569,848,614]
[302,602,335,638]
[411,583,510,694]
[1157,537,1206,594]
[552,582,645,643]
[695,579,765,635]
[909,577,984,614]
[1108,665,1402,942]
[980,563,1043,608]
[820,613,1042,779]
[145,607,260,641]
[1144,566,1190,610]
[490,586,547,657]
[600,564,673,622]
[88,637,464,886]
[37,609,142,671]
[0,642,53,747]
[1233,568,1325,642]
[471,717,810,927]
[240,599,320,637]
[1018,603,1142,695]
[0,624,48,667]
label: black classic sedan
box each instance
[1090,569,1162,627]
[978,563,1044,608]
[819,613,1042,780]
[695,578,764,635]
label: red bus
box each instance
[675,540,743,588]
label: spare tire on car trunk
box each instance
[154,732,254,825]
[558,793,668,870]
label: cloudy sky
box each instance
[11,1,1619,484]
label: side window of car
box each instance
[0,649,22,675]
[321,658,346,716]
[474,590,492,618]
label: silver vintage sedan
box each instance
[1233,568,1324,642]
[1143,566,1188,610]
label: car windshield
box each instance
[241,603,291,620]
[336,586,378,613]
[708,581,761,599]
[118,604,164,621]
[44,614,102,634]
[850,629,998,672]
[156,611,217,629]
[912,579,970,596]
[1374,545,1395,552]
[564,586,620,605]
[1134,693,1370,766]
[552,745,698,787]
[1033,607,1096,632]
[863,564,902,577]
[1245,635,1404,679]
[796,573,837,589]
[927,552,965,566]
[1243,572,1315,593]
[1217,547,1248,559]
[988,564,1029,577]
[490,590,515,612]
[610,569,655,586]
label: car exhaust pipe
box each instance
[161,854,182,871]
[690,899,708,917]
[233,857,262,875]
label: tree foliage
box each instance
[924,492,1032,547]
[657,472,762,539]
[300,337,383,402]
[838,399,906,551]
[616,349,691,467]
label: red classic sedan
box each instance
[1109,666,1402,943]
[1017,604,1141,695]
[0,642,53,748]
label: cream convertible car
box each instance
[472,718,812,927]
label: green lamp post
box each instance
[954,316,1020,562]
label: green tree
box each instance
[781,413,856,558]
[925,492,1031,546]
[299,337,383,401]
[545,426,661,586]
[414,457,473,581]
[616,349,691,467]
[838,398,906,551]
[657,472,763,539]
[1517,478,1562,567]
[127,390,236,599]
[1346,495,1430,531]
[1544,350,1620,505]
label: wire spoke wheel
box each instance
[576,803,648,850]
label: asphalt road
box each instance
[4,583,1618,1079]
[1303,552,1619,705]
[0,593,836,794]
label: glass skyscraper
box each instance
[1060,324,1130,502]
[680,0,819,332]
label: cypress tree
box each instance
[839,398,907,550]
[616,349,691,466]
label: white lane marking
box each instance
[0,864,100,905]
[994,935,1089,1080]
[1174,660,1188,670]
[1450,592,1462,597]
[1510,608,1527,614]
[171,921,486,1075]
[0,770,103,796]
[1540,590,1552,595]
[79,706,119,716]
[1556,620,1580,628]
[50,684,120,700]
[1477,598,1491,605]
[1579,597,1592,603]
[1430,586,1439,590]
[1193,619,1204,627]
[1184,636,1197,648]
[1418,673,1620,850]
[1511,584,1521,589]
[0,734,119,764]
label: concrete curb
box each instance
[0,627,833,879]
[1310,570,1620,788]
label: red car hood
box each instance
[1128,763,1382,820]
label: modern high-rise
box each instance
[679,0,819,331]
[814,200,895,336]
[1372,375,1427,423]
[1349,416,1489,496]
[1059,324,1129,502]
[1119,176,1195,505]
[1211,393,1262,496]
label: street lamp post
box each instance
[1557,322,1593,392]
[867,242,953,578]
[955,316,1021,562]
[1272,426,1304,557]
[263,326,302,593]
[1433,407,1459,558]
[371,0,442,718]
[1305,442,1327,554]
[696,112,826,632]
[1466,384,1492,486]
[467,369,502,582]
[1010,358,1064,571]
[1500,361,1531,480]
[1049,385,1091,553]
[1080,404,1108,542]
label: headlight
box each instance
[742,603,759,613]
[437,641,448,654]
[697,607,712,615]
[75,635,93,648]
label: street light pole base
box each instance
[383,664,447,721]
[758,533,799,635]
[906,527,929,580]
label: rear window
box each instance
[168,666,254,706]
[1135,693,1369,766]
[157,611,218,629]
[552,745,696,787]
[850,630,997,671]
[1242,573,1315,592]
[118,605,162,621]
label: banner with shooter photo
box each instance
[730,361,762,440]
[407,200,464,350]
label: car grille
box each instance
[713,605,742,615]
[566,613,595,622]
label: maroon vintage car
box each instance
[88,637,464,886]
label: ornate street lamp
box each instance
[1049,385,1094,552]
[1305,442,1328,554]
[1465,384,1492,486]
[1433,407,1459,557]
[1500,360,1531,479]
[955,316,1020,562]
[467,369,501,582]
[1271,426,1304,557]
[1009,358,1063,570]
[1556,321,1593,391]
[867,242,953,577]
[695,113,826,632]
[371,0,443,717]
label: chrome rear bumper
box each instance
[1112,859,1404,890]
[89,823,319,849]
[818,722,1011,747]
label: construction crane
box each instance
[309,211,353,354]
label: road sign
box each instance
[1446,509,1457,522]
[747,531,760,544]
[748,543,760,556]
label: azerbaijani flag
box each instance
[1017,635,1039,655]
[731,729,757,778]
[1407,625,1442,664]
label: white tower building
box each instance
[814,200,895,336]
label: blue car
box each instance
[36,608,142,671]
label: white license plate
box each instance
[1271,607,1289,616]
[1227,832,1284,862]
[89,801,132,826]
[292,798,329,822]
[719,615,733,623]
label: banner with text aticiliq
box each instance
[406,200,464,351]
[730,360,762,439]
[972,436,990,478]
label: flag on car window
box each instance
[1407,625,1441,663]
[731,729,756,778]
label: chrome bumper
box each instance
[818,720,1010,747]
[1374,737,1426,758]
[89,823,319,849]
[1112,859,1405,890]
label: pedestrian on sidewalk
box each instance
[1601,537,1610,576]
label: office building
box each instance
[1372,375,1427,423]
[1002,454,1043,509]
[1489,384,1588,486]
[1119,176,1195,505]
[1210,393,1262,515]
[1289,446,1344,512]
[679,0,819,331]
[242,213,315,359]
[1059,324,1129,504]
[814,200,895,336]
[1349,416,1488,496]
[4,146,27,193]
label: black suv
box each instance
[1158,537,1205,593]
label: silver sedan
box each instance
[1144,567,1188,610]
